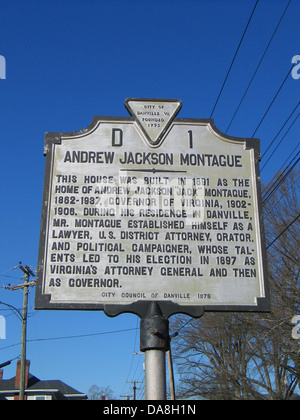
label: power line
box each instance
[262,151,300,205]
[251,62,297,138]
[210,0,259,118]
[261,109,300,172]
[266,213,300,249]
[0,301,22,321]
[262,143,300,202]
[0,266,22,284]
[261,101,299,160]
[28,327,139,343]
[226,0,292,133]
[269,143,300,181]
[0,327,139,352]
[0,357,20,369]
[263,173,300,218]
[120,318,140,398]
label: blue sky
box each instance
[0,0,299,399]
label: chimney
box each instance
[0,369,3,381]
[15,360,30,388]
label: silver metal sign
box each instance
[35,99,269,318]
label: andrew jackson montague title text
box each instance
[63,151,243,168]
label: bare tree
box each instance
[172,168,299,400]
[262,167,300,398]
[88,385,115,400]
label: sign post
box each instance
[35,98,270,399]
[140,302,169,400]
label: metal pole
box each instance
[140,302,169,400]
[19,271,29,401]
[145,350,166,400]
[167,347,175,400]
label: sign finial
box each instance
[125,98,182,147]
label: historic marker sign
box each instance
[35,99,269,318]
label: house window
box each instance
[27,395,52,400]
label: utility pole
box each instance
[5,264,35,400]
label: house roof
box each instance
[0,374,87,399]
